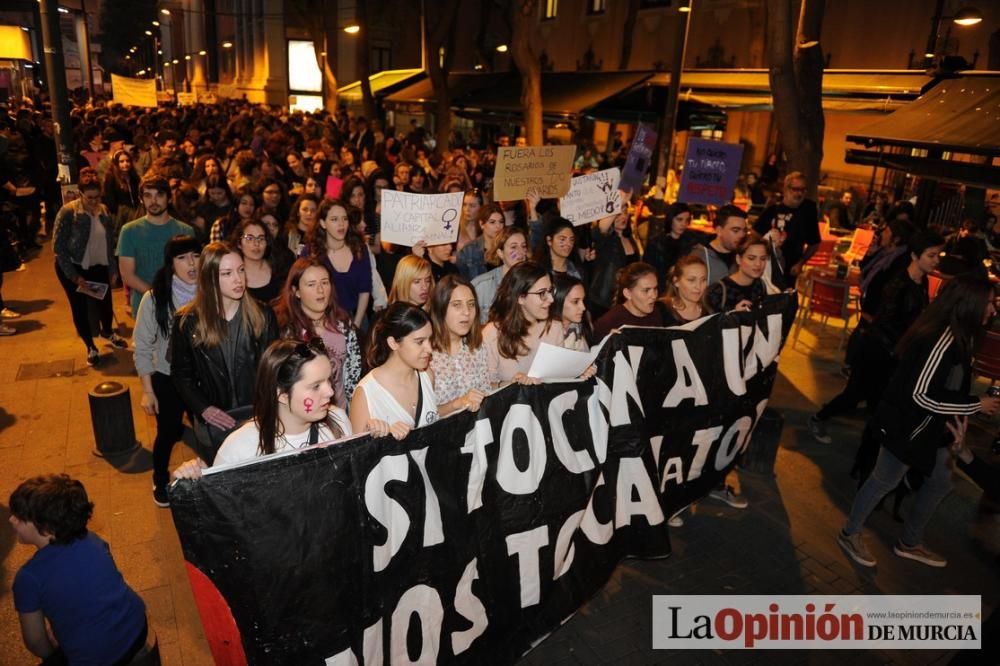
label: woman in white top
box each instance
[173,338,351,477]
[428,274,489,415]
[351,303,439,440]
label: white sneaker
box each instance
[0,324,15,336]
[668,511,684,528]
[707,485,749,509]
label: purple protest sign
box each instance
[676,138,744,206]
[619,124,658,194]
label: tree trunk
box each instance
[619,0,641,70]
[511,0,543,145]
[425,0,460,152]
[766,0,825,199]
[356,0,378,123]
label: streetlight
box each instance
[221,41,233,49]
[198,50,207,56]
[343,24,360,34]
[145,30,153,36]
[495,44,508,53]
[924,3,983,66]
[160,8,171,15]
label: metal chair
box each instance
[805,239,836,267]
[792,276,854,351]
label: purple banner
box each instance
[619,124,658,194]
[677,138,744,206]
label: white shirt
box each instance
[355,370,438,427]
[213,407,352,467]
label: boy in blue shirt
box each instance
[9,474,148,665]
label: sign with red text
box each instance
[677,138,744,206]
[493,145,577,202]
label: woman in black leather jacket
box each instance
[170,241,278,459]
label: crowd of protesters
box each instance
[3,95,1000,664]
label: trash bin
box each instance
[89,381,140,458]
[739,407,783,476]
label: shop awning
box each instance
[386,71,653,120]
[0,25,32,61]
[337,69,424,104]
[845,75,1000,156]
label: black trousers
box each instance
[55,262,113,349]
[816,332,894,422]
[151,372,187,490]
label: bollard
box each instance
[739,408,784,476]
[89,381,140,458]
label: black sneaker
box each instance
[152,485,170,508]
[809,415,833,444]
[105,333,128,349]
[86,347,100,366]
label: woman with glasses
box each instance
[258,177,290,224]
[472,226,528,323]
[350,303,439,440]
[457,202,505,280]
[482,262,565,387]
[171,242,279,463]
[173,338,352,476]
[231,218,288,304]
[133,235,201,507]
[428,275,489,415]
[275,257,362,407]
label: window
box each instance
[371,45,391,74]
[588,0,606,14]
[542,0,558,20]
[640,0,670,7]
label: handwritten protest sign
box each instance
[380,190,463,247]
[619,124,657,193]
[493,145,576,202]
[111,74,157,108]
[560,168,622,226]
[677,138,744,206]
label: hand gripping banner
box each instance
[170,294,797,665]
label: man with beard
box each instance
[116,175,194,316]
[753,171,821,290]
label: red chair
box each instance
[792,276,854,351]
[805,239,836,267]
[973,330,1000,386]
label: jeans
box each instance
[55,262,113,349]
[844,445,954,546]
[151,372,186,490]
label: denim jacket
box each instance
[53,199,118,282]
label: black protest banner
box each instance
[170,293,797,665]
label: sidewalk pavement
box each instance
[1,243,997,665]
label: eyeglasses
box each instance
[294,337,326,357]
[242,234,267,244]
[526,287,554,299]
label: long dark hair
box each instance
[552,272,592,341]
[367,302,431,368]
[309,199,366,260]
[489,261,553,359]
[534,216,580,273]
[896,273,994,362]
[253,339,345,456]
[429,274,483,352]
[150,235,202,336]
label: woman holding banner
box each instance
[173,338,352,476]
[482,262,565,387]
[350,303,439,440]
[428,275,489,416]
[592,262,665,342]
[552,273,591,352]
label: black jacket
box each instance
[169,305,279,417]
[873,326,980,474]
[867,271,927,351]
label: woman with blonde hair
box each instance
[170,241,279,461]
[471,226,528,323]
[388,255,434,309]
[659,255,713,326]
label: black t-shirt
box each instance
[706,276,766,313]
[429,258,458,282]
[754,200,821,273]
